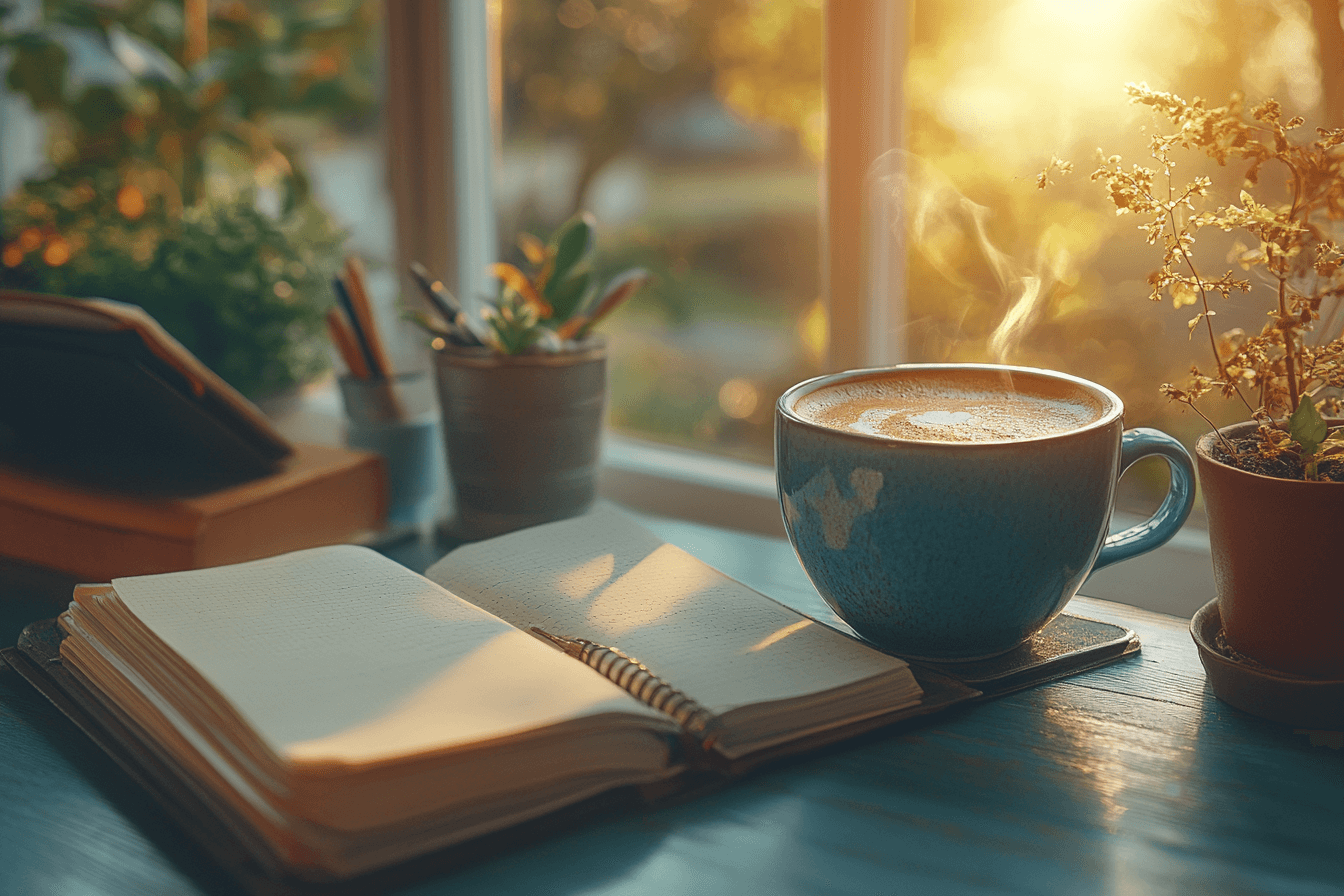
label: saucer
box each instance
[1191,600,1344,730]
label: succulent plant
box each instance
[411,213,648,355]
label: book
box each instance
[3,508,1141,891]
[0,442,386,580]
[0,289,292,488]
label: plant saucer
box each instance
[1191,600,1344,730]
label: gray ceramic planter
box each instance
[432,339,606,541]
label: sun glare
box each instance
[926,0,1181,164]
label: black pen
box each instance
[332,277,381,374]
[408,262,482,346]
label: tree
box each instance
[500,0,823,216]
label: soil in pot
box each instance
[1207,435,1344,482]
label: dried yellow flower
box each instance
[1077,85,1344,477]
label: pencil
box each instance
[332,277,379,377]
[342,257,394,377]
[325,308,371,379]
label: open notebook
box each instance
[6,507,1142,889]
[39,508,927,881]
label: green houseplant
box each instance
[1070,85,1343,682]
[0,1,372,399]
[414,213,647,540]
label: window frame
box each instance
[390,3,905,520]
[0,0,1215,617]
[384,1,1218,617]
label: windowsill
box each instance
[266,376,1213,619]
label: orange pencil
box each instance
[326,308,371,379]
[342,256,393,378]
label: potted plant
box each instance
[411,213,647,540]
[1065,85,1343,683]
[0,1,371,400]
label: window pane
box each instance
[496,0,825,464]
[900,0,1338,511]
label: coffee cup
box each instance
[775,363,1195,661]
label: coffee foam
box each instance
[791,372,1106,443]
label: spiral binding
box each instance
[530,628,719,744]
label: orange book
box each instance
[0,442,386,580]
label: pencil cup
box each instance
[338,372,444,529]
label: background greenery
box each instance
[0,0,377,397]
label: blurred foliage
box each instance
[3,171,343,397]
[500,0,819,215]
[501,0,1344,474]
[0,0,379,397]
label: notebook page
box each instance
[109,546,667,768]
[426,508,914,715]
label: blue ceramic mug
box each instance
[775,364,1195,661]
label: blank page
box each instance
[109,545,663,768]
[426,508,915,714]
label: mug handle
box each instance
[1090,427,1196,573]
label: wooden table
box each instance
[1,516,1340,896]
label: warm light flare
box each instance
[748,619,814,652]
[42,237,71,267]
[718,378,759,420]
[117,185,146,220]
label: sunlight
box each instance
[585,543,723,634]
[287,629,637,767]
[747,619,814,652]
[556,552,616,600]
[927,0,1182,165]
[1016,0,1145,30]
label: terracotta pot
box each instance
[1196,421,1344,679]
[432,338,606,541]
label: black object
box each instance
[0,291,292,493]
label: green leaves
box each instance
[1289,398,1328,456]
[4,37,67,110]
[547,213,595,287]
[465,213,646,354]
[546,270,591,322]
[537,212,597,324]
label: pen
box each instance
[408,261,483,347]
[325,308,371,379]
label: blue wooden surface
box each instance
[0,519,1340,896]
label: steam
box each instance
[869,149,1074,363]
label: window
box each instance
[494,0,827,467]
[5,1,1334,615]
[488,0,1341,494]
[890,0,1339,518]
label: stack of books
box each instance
[0,290,386,579]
